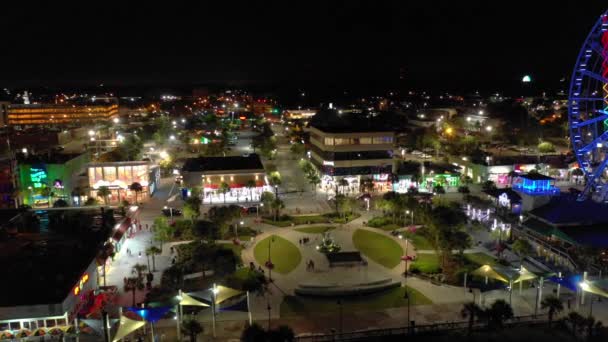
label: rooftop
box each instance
[483,188,522,203]
[16,152,87,165]
[518,173,554,181]
[309,109,399,133]
[528,194,608,226]
[182,154,264,172]
[0,209,110,307]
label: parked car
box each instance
[162,208,182,217]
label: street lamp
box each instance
[234,220,244,240]
[337,299,343,334]
[364,197,370,211]
[212,285,219,337]
[164,205,173,219]
[403,290,411,330]
[405,210,414,225]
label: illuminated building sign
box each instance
[30,167,48,188]
[73,273,90,296]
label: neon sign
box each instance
[73,273,90,296]
[30,167,48,188]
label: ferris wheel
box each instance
[569,10,608,201]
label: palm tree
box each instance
[129,182,143,204]
[260,191,274,215]
[123,276,144,306]
[245,179,256,199]
[145,246,162,272]
[97,186,111,205]
[567,311,585,337]
[338,178,349,195]
[132,263,148,280]
[182,319,203,342]
[461,301,482,335]
[219,182,231,203]
[486,299,513,329]
[271,198,285,221]
[309,174,321,194]
[541,295,563,326]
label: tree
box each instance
[123,276,145,306]
[84,197,98,206]
[567,311,586,337]
[97,186,111,205]
[461,301,482,335]
[146,246,162,272]
[132,263,148,279]
[218,182,231,203]
[153,216,172,249]
[183,196,202,222]
[241,323,266,342]
[53,199,69,208]
[271,198,285,221]
[129,182,143,204]
[245,179,257,199]
[308,173,321,194]
[289,142,305,158]
[268,172,282,190]
[538,141,555,154]
[512,239,533,265]
[484,299,513,329]
[260,191,274,215]
[481,180,497,191]
[338,178,349,195]
[541,295,563,326]
[433,185,445,194]
[182,318,204,342]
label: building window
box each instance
[103,167,117,182]
[359,137,372,144]
[334,138,351,145]
[373,136,392,144]
[324,137,334,145]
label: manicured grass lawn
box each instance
[295,226,335,234]
[352,229,403,269]
[280,286,431,317]
[263,213,360,227]
[254,235,301,274]
[376,223,401,231]
[464,252,497,266]
[411,253,441,274]
[404,232,433,250]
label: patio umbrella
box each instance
[48,327,63,336]
[33,328,46,336]
[0,331,14,340]
[15,329,32,338]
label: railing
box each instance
[512,226,578,271]
[295,315,548,341]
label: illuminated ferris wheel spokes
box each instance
[569,11,608,200]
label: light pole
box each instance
[267,236,275,282]
[405,210,414,226]
[267,303,271,331]
[164,205,173,219]
[364,197,370,211]
[404,290,410,330]
[337,299,343,334]
[234,220,244,240]
[469,288,476,305]
[258,203,263,217]
[212,284,219,337]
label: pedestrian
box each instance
[170,246,174,254]
[146,224,149,231]
[138,251,142,258]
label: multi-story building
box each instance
[181,154,267,204]
[7,102,118,126]
[308,109,395,192]
[17,152,90,207]
[87,161,160,204]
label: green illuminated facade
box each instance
[18,153,90,206]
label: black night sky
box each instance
[0,1,607,92]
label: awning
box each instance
[512,266,539,284]
[190,285,244,305]
[112,218,131,242]
[112,315,145,342]
[580,279,608,298]
[471,264,516,283]
[180,292,209,307]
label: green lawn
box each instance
[280,286,431,317]
[404,232,433,250]
[376,223,401,231]
[464,252,497,266]
[253,235,301,274]
[295,226,335,234]
[352,229,403,269]
[263,213,360,227]
[410,253,441,274]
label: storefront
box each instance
[88,161,160,204]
